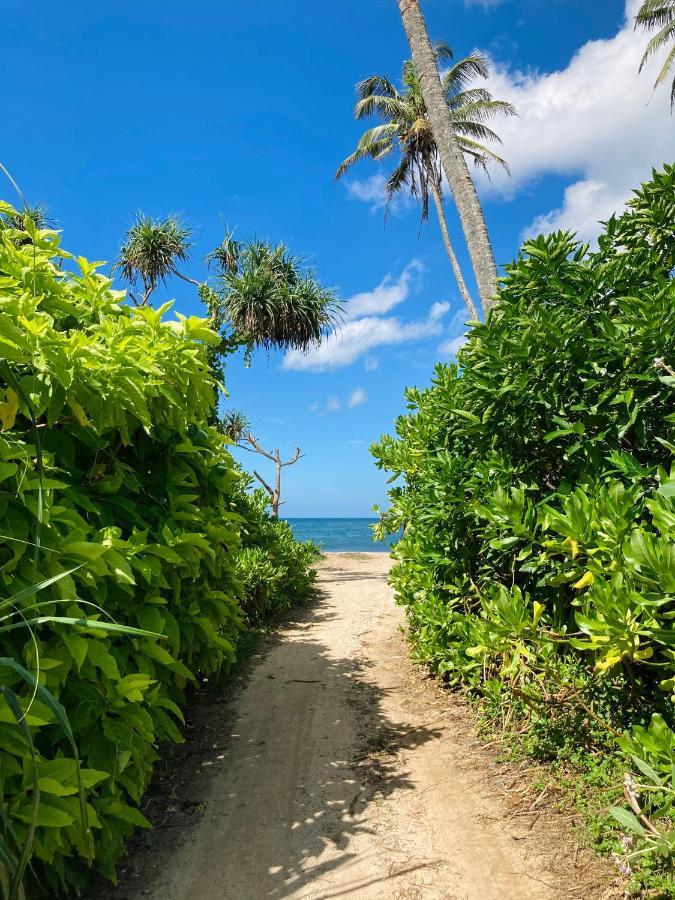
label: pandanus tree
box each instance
[114,219,337,515]
[114,214,200,306]
[395,0,500,310]
[636,0,675,107]
[114,217,340,354]
[219,409,250,443]
[215,239,341,351]
[221,409,303,518]
[336,45,514,319]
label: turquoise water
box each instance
[285,518,398,553]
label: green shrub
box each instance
[234,489,321,625]
[373,166,675,883]
[0,204,243,894]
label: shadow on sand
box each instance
[88,590,442,899]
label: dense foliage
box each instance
[373,166,675,884]
[0,204,319,896]
[234,489,321,626]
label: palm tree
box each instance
[114,214,200,306]
[336,46,514,319]
[396,0,500,310]
[216,240,342,352]
[219,409,250,442]
[114,220,340,354]
[636,0,675,108]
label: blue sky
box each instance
[3,0,671,515]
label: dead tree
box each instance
[245,434,303,518]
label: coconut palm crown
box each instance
[636,0,675,107]
[336,45,515,318]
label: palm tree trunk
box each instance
[397,0,499,310]
[427,169,482,320]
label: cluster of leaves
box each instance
[372,166,675,888]
[0,204,244,894]
[233,489,321,626]
[213,239,342,352]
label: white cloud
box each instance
[346,173,388,209]
[284,311,444,372]
[465,0,508,7]
[429,301,451,321]
[283,262,449,372]
[348,387,368,408]
[364,356,379,372]
[439,334,468,357]
[308,401,320,413]
[326,396,341,412]
[345,172,416,214]
[476,0,671,240]
[344,260,423,318]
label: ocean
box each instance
[285,518,398,553]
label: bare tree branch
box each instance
[253,469,274,496]
[281,447,304,467]
[175,271,203,288]
[246,433,277,462]
[246,434,304,517]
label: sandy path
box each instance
[111,553,612,900]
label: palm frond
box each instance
[453,120,504,144]
[639,19,675,68]
[452,98,518,122]
[335,137,396,180]
[338,45,514,218]
[433,43,454,63]
[385,156,413,203]
[355,94,410,121]
[457,137,510,174]
[636,0,675,105]
[635,0,675,31]
[356,75,397,100]
[442,53,490,96]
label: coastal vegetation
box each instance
[373,166,675,893]
[0,0,673,896]
[395,0,500,308]
[0,203,323,895]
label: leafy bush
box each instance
[234,489,321,625]
[373,166,675,883]
[0,205,243,894]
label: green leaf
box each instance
[608,806,646,836]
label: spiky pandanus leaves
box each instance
[114,220,338,357]
[205,228,241,275]
[636,0,675,107]
[113,214,196,305]
[219,409,250,443]
[220,241,341,352]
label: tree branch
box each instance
[281,447,304,467]
[175,271,203,288]
[253,469,274,496]
[246,433,277,462]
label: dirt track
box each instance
[108,553,614,900]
